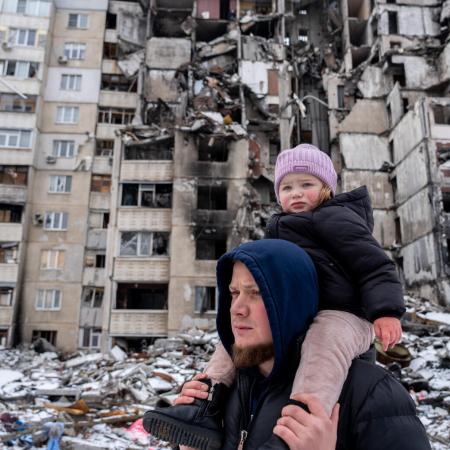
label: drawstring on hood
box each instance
[216,239,318,380]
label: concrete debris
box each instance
[0,330,219,448]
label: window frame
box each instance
[48,175,72,193]
[194,286,218,313]
[63,42,86,60]
[119,231,169,257]
[0,128,31,148]
[56,106,79,124]
[40,249,65,270]
[60,74,82,91]
[52,140,75,158]
[44,211,68,231]
[67,13,88,29]
[82,286,104,308]
[9,28,36,46]
[35,289,61,311]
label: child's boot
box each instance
[143,378,227,450]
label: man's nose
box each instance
[230,294,248,316]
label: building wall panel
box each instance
[120,161,173,181]
[114,258,170,282]
[0,264,18,283]
[117,209,172,231]
[82,268,106,287]
[339,133,389,170]
[0,307,13,327]
[110,310,168,335]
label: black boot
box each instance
[143,378,227,450]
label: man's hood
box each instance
[216,239,318,380]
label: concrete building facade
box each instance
[0,0,448,351]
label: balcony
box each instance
[105,29,118,43]
[120,161,173,182]
[0,264,18,283]
[89,192,111,210]
[0,223,22,241]
[110,310,168,336]
[0,306,13,326]
[87,230,107,249]
[114,258,170,282]
[83,268,106,287]
[99,91,138,109]
[117,208,171,231]
[92,157,112,175]
[0,185,26,204]
[96,123,121,140]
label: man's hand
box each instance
[273,394,339,450]
[373,317,402,351]
[173,373,209,405]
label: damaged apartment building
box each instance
[0,0,448,352]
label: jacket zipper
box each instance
[207,384,214,401]
[237,430,248,450]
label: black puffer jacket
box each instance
[222,358,431,450]
[266,186,405,321]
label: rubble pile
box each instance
[0,331,218,449]
[1,302,450,449]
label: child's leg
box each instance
[204,342,236,387]
[293,310,374,416]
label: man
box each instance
[145,240,431,450]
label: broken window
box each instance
[124,138,174,160]
[82,287,104,308]
[120,231,169,257]
[103,42,118,59]
[197,185,227,210]
[32,330,57,345]
[95,254,106,268]
[102,212,110,228]
[0,93,36,113]
[0,288,13,306]
[98,107,134,125]
[0,204,22,223]
[195,230,227,260]
[391,63,405,87]
[0,244,17,264]
[0,166,27,185]
[80,327,101,348]
[96,139,114,156]
[101,74,137,92]
[116,283,168,310]
[432,105,450,125]
[198,136,228,162]
[121,183,172,208]
[194,286,217,314]
[91,175,111,193]
[388,11,398,35]
[105,12,117,29]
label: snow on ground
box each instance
[0,299,449,449]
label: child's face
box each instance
[279,173,324,213]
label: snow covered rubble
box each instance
[0,298,449,449]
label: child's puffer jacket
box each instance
[266,185,405,322]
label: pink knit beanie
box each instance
[274,144,337,201]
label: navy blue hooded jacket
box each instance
[216,239,318,380]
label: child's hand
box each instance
[373,317,402,352]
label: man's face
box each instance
[229,261,273,349]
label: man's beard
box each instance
[232,342,274,368]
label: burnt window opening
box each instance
[0,244,18,264]
[269,138,281,165]
[388,11,398,35]
[198,136,229,162]
[0,165,28,185]
[0,204,22,223]
[120,231,169,257]
[195,20,229,42]
[91,175,111,193]
[101,74,137,92]
[102,212,110,229]
[195,286,217,314]
[337,86,345,109]
[298,30,308,43]
[116,283,168,310]
[106,12,117,29]
[121,183,172,208]
[402,98,409,115]
[196,233,227,260]
[197,185,227,210]
[82,287,104,308]
[442,190,450,213]
[124,139,174,161]
[241,18,276,39]
[95,254,106,268]
[96,139,114,157]
[153,11,192,38]
[432,105,450,125]
[31,330,57,345]
[103,42,119,59]
[394,216,402,245]
[391,63,405,87]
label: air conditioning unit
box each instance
[2,41,12,51]
[33,214,44,226]
[46,155,57,164]
[58,55,68,64]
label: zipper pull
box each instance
[237,430,248,450]
[207,384,214,401]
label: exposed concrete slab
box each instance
[339,133,389,170]
[338,99,389,134]
[146,38,191,69]
[358,66,393,98]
